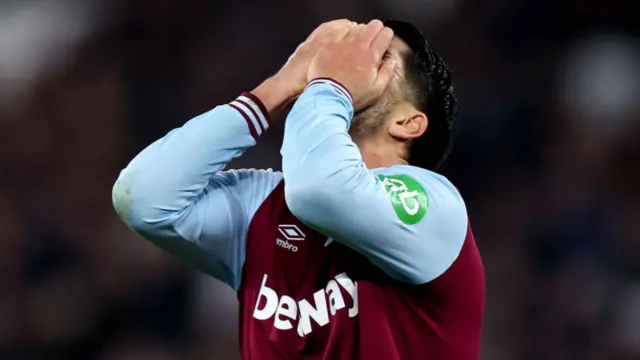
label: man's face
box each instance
[349,36,411,141]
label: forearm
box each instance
[282,79,375,237]
[282,80,392,269]
[112,78,289,287]
[281,79,360,190]
[113,83,282,227]
[252,75,298,116]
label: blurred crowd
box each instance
[0,0,638,359]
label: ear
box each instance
[388,109,428,141]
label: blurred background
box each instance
[0,0,639,359]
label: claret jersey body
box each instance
[113,79,485,359]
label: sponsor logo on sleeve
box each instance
[378,174,428,225]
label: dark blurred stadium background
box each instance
[0,0,638,359]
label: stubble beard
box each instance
[348,89,399,144]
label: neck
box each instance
[358,139,409,169]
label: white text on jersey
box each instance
[276,238,299,252]
[252,273,359,336]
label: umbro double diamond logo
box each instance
[276,224,305,252]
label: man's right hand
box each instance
[253,20,354,115]
[277,19,355,97]
[307,20,397,111]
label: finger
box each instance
[345,23,366,41]
[329,22,355,42]
[370,27,394,64]
[313,19,351,34]
[308,24,355,48]
[358,19,384,47]
[323,19,353,36]
[373,58,398,94]
[301,21,354,55]
[308,19,352,40]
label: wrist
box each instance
[306,77,353,104]
[251,76,298,116]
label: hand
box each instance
[275,19,355,99]
[307,20,397,110]
[252,19,355,115]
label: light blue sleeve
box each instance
[281,79,468,284]
[112,93,282,290]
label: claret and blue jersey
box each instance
[112,79,485,359]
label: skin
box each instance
[253,19,428,169]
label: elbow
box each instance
[112,171,145,232]
[112,170,171,235]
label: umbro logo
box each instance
[276,224,305,252]
[278,224,305,241]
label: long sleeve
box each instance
[113,93,282,289]
[281,79,468,284]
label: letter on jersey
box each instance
[252,273,359,337]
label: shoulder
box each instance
[372,165,466,225]
[373,165,469,283]
[373,165,460,194]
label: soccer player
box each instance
[113,19,485,359]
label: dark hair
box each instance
[382,19,458,170]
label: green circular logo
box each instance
[378,174,428,225]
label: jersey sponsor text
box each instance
[253,273,359,336]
